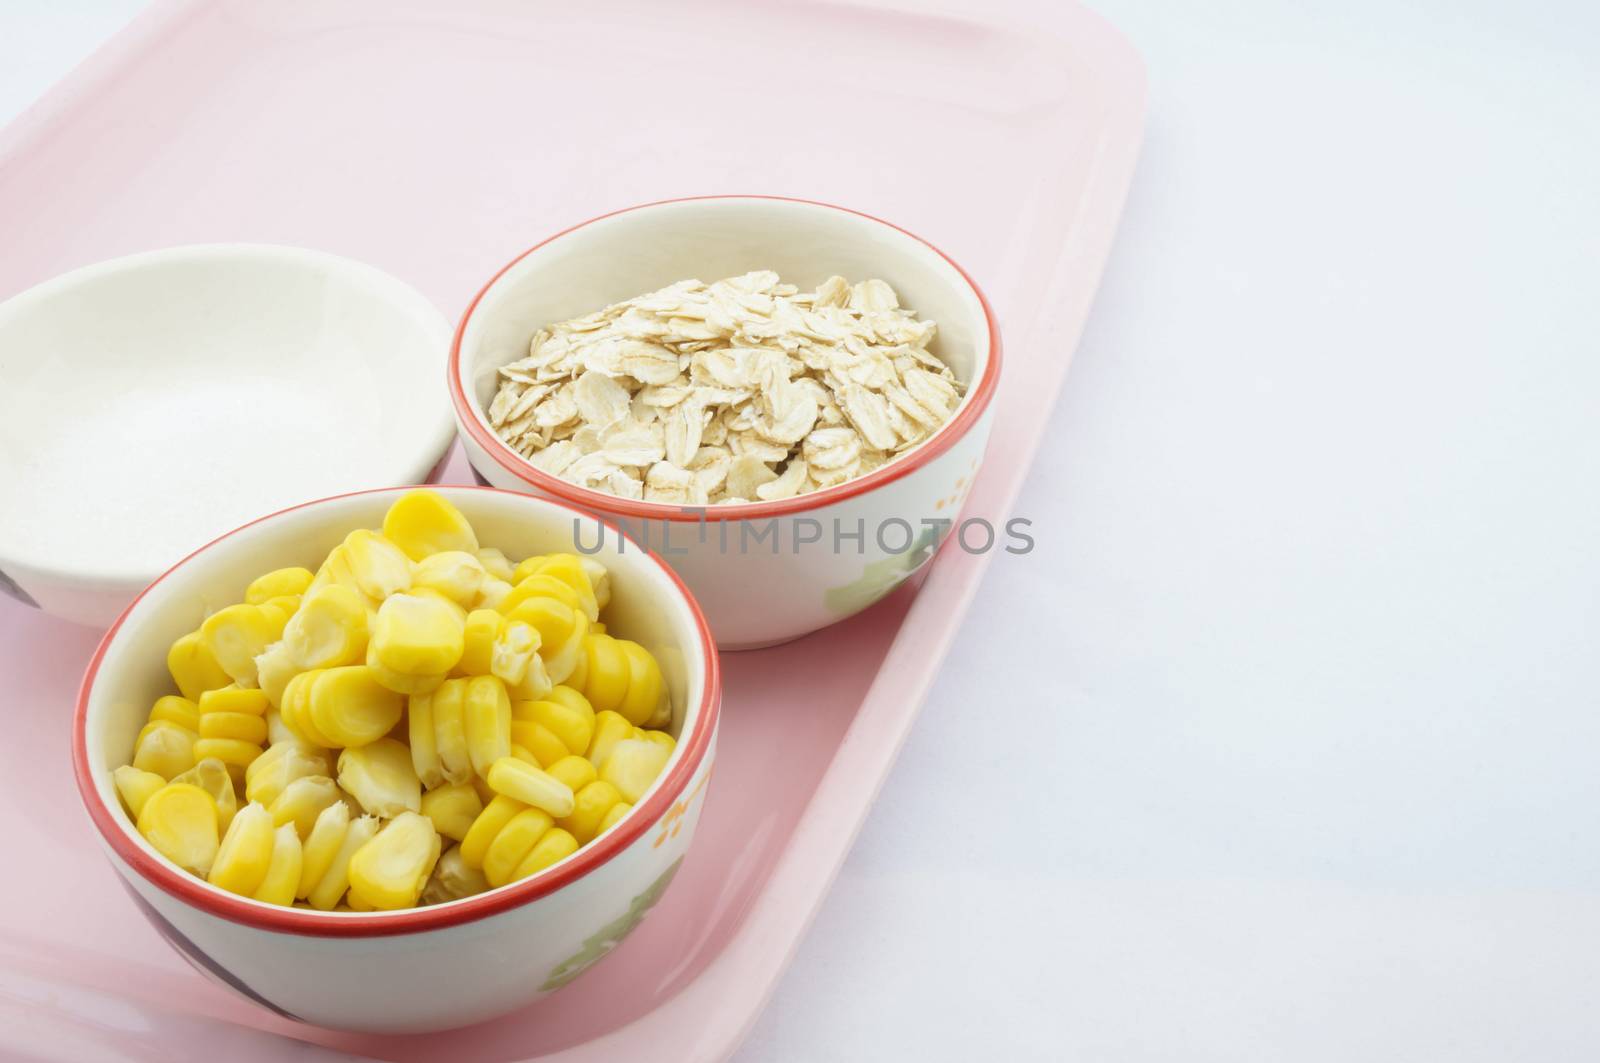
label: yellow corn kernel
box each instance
[510,650,554,703]
[297,800,349,899]
[523,686,596,757]
[601,739,672,803]
[431,678,472,784]
[307,543,374,605]
[421,845,490,905]
[522,555,600,622]
[138,783,220,875]
[112,765,167,820]
[618,641,665,727]
[586,710,634,772]
[195,686,270,753]
[420,782,484,842]
[509,718,567,768]
[170,757,238,832]
[459,794,524,870]
[577,635,664,726]
[167,631,231,702]
[244,740,330,806]
[413,550,486,606]
[246,567,314,605]
[643,697,672,731]
[136,719,176,746]
[264,708,294,745]
[483,808,555,887]
[190,738,262,779]
[486,756,575,818]
[382,490,479,561]
[407,690,442,790]
[366,658,448,695]
[348,811,441,910]
[506,597,587,684]
[132,720,196,780]
[504,579,579,627]
[208,802,275,896]
[565,636,588,690]
[278,672,313,738]
[475,577,513,612]
[598,801,633,835]
[456,609,500,677]
[257,597,294,632]
[578,634,627,713]
[464,675,512,778]
[243,739,328,781]
[545,754,597,795]
[200,603,287,688]
[254,642,299,709]
[148,695,199,732]
[279,670,335,746]
[639,729,676,753]
[369,593,465,685]
[510,555,547,584]
[410,586,469,620]
[512,826,578,881]
[342,529,413,600]
[338,738,421,817]
[198,711,268,744]
[502,574,579,618]
[252,823,303,906]
[488,620,539,687]
[561,781,624,845]
[198,686,269,717]
[309,666,404,747]
[268,774,340,838]
[263,593,302,617]
[283,584,369,670]
[476,547,515,584]
[545,610,588,687]
[306,814,380,911]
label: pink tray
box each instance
[0,0,1144,1058]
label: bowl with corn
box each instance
[450,196,1002,650]
[72,487,720,1033]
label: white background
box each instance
[4,1,1599,1060]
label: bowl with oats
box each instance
[450,196,1001,649]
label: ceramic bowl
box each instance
[449,197,1002,650]
[0,244,455,627]
[72,487,720,1033]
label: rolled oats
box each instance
[574,369,631,428]
[486,272,964,504]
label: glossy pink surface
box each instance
[0,0,1144,1058]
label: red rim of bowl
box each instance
[71,485,722,938]
[448,194,1004,522]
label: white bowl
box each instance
[72,486,720,1033]
[450,197,1002,649]
[0,245,454,627]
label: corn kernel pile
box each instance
[113,490,678,912]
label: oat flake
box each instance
[486,272,964,504]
